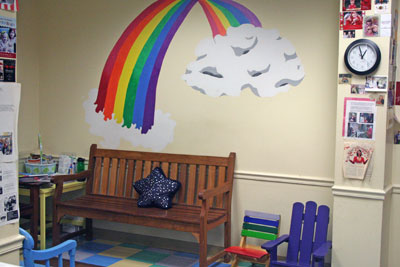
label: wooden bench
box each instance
[52,144,236,267]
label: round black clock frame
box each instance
[344,39,381,76]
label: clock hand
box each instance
[362,49,367,58]
[359,46,363,58]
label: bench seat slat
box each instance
[58,195,226,224]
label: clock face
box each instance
[344,39,381,75]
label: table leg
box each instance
[39,192,46,250]
[30,185,39,249]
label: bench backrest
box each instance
[86,144,236,209]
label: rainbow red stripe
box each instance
[95,0,261,133]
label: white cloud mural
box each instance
[182,24,305,97]
[84,88,176,151]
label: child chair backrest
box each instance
[242,210,280,242]
[286,201,329,266]
[20,228,76,267]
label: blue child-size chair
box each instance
[20,228,77,267]
[261,201,331,267]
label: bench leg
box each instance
[224,220,231,262]
[85,218,93,240]
[199,223,208,267]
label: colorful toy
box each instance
[225,210,281,267]
[262,201,331,267]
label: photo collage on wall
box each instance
[341,0,391,38]
[0,16,15,82]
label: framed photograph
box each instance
[361,0,372,10]
[0,0,18,12]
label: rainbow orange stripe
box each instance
[95,0,261,133]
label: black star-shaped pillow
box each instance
[133,167,181,209]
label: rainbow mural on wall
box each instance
[94,0,261,134]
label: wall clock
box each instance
[344,39,381,76]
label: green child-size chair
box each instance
[225,210,281,267]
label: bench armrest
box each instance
[198,182,232,200]
[51,170,91,185]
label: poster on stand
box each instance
[343,141,374,179]
[343,97,376,140]
[0,16,16,59]
[0,83,20,162]
[0,59,16,82]
[0,162,18,225]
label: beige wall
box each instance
[17,1,40,156]
[25,0,339,178]
[14,0,341,254]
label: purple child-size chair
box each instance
[261,201,331,267]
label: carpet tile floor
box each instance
[59,239,265,267]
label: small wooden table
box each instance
[19,181,86,249]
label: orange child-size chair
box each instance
[225,210,281,267]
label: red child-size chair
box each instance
[225,210,281,267]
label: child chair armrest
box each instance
[261,234,289,251]
[313,241,332,260]
[31,240,77,260]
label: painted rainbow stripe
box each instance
[95,0,261,134]
[198,0,261,36]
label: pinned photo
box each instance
[375,0,389,13]
[339,73,352,84]
[341,11,364,30]
[0,132,12,155]
[370,94,385,105]
[343,0,361,11]
[361,0,372,10]
[0,0,18,12]
[344,30,356,38]
[363,15,379,37]
[359,112,374,123]
[347,123,374,139]
[365,76,387,92]
[351,84,366,94]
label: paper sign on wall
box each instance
[343,97,376,140]
[343,141,374,179]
